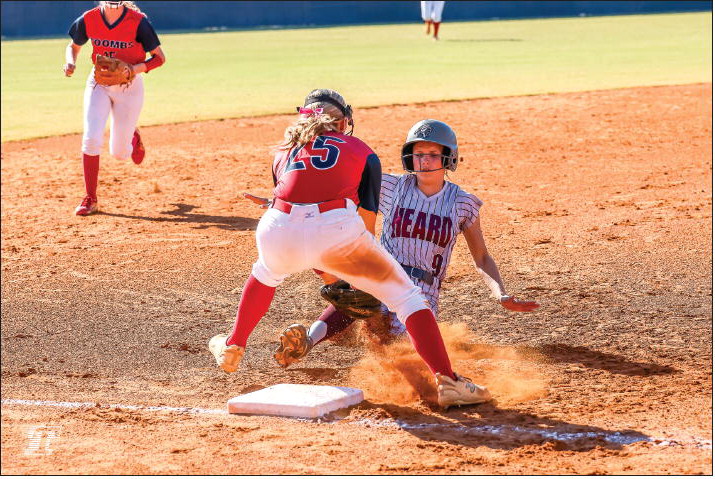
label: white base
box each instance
[227,384,364,418]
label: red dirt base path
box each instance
[1,84,712,474]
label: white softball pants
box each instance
[421,1,445,22]
[82,72,144,159]
[251,199,429,323]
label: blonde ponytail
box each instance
[280,89,351,149]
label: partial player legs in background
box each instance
[424,0,445,40]
[420,0,430,34]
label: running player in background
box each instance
[63,1,166,216]
[209,92,492,407]
[273,119,539,367]
[421,1,446,40]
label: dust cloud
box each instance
[348,322,548,406]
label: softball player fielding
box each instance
[274,120,539,394]
[421,1,446,40]
[209,91,492,408]
[63,1,166,216]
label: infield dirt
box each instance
[1,84,712,474]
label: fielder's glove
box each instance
[320,280,382,319]
[94,55,135,87]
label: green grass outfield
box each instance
[1,12,711,142]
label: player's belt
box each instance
[401,264,435,286]
[272,198,348,214]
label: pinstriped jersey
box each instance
[379,173,483,313]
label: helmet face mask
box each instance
[401,119,459,173]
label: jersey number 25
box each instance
[285,136,346,173]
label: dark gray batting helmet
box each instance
[401,119,459,172]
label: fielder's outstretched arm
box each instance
[463,216,539,312]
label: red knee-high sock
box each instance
[82,154,100,199]
[433,22,441,38]
[404,308,455,379]
[425,20,432,34]
[315,304,356,345]
[226,275,276,347]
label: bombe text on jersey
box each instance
[91,39,135,49]
[390,208,453,247]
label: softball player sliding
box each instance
[274,119,539,379]
[209,91,492,408]
[421,1,445,40]
[63,1,166,216]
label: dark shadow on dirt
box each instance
[239,384,267,394]
[99,203,259,231]
[354,401,650,451]
[524,343,679,376]
[289,367,343,381]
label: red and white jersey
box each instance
[83,7,147,64]
[379,173,483,313]
[272,133,381,209]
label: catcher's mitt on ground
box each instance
[94,55,135,87]
[320,280,382,319]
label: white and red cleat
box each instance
[209,334,245,373]
[74,196,98,216]
[131,129,145,165]
[436,372,492,408]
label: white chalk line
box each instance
[350,418,712,450]
[2,398,227,416]
[3,398,711,450]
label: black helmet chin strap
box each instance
[407,166,445,173]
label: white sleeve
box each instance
[456,190,483,231]
[379,173,400,216]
